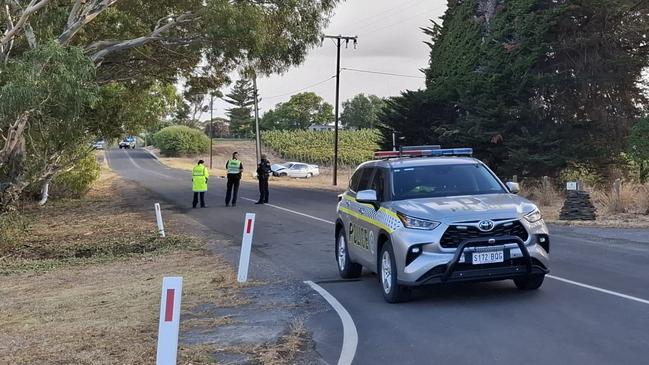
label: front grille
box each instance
[440,220,528,248]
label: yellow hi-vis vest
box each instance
[192,165,209,192]
[227,159,241,174]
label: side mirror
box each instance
[506,182,520,194]
[356,189,378,207]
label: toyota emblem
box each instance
[478,220,495,232]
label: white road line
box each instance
[123,149,175,179]
[240,197,335,225]
[304,280,357,365]
[251,198,649,307]
[547,275,649,306]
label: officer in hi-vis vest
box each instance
[192,160,209,208]
[225,152,243,207]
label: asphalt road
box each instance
[107,148,649,365]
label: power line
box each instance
[341,67,426,79]
[351,0,426,33]
[263,76,336,100]
[358,11,429,35]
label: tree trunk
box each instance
[0,176,30,212]
[0,111,30,170]
[0,157,61,213]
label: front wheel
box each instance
[380,242,409,303]
[336,228,362,279]
[514,274,545,290]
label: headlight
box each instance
[524,209,543,223]
[396,212,441,230]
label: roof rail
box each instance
[373,147,473,160]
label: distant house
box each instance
[307,122,338,132]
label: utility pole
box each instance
[324,35,357,186]
[252,73,262,164]
[209,93,214,169]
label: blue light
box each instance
[429,148,473,156]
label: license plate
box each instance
[472,251,504,265]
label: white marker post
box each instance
[154,203,165,237]
[237,213,256,283]
[156,277,183,365]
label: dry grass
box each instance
[520,179,562,207]
[210,319,310,365]
[591,182,649,215]
[0,252,241,365]
[253,319,308,365]
[0,163,248,364]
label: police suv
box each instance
[335,146,550,303]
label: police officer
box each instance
[225,152,243,207]
[192,160,209,208]
[255,154,272,204]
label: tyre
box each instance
[514,274,545,290]
[306,173,313,179]
[279,173,287,178]
[336,228,362,279]
[379,242,409,303]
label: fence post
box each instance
[612,178,622,213]
[154,203,166,238]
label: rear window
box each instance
[391,164,505,200]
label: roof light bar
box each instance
[373,147,473,159]
[400,145,441,152]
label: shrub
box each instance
[50,152,101,198]
[559,163,604,188]
[153,125,210,156]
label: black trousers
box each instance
[225,176,240,205]
[193,192,205,208]
[258,178,269,203]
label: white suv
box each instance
[335,147,550,303]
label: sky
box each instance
[205,0,448,120]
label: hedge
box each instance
[153,125,210,157]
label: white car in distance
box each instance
[271,162,320,178]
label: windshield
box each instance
[391,163,506,200]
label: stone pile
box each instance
[559,191,597,220]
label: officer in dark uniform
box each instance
[255,154,272,204]
[225,152,243,207]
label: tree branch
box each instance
[0,0,50,50]
[59,0,119,45]
[6,0,37,49]
[88,12,197,63]
[66,0,84,28]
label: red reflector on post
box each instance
[164,289,175,322]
